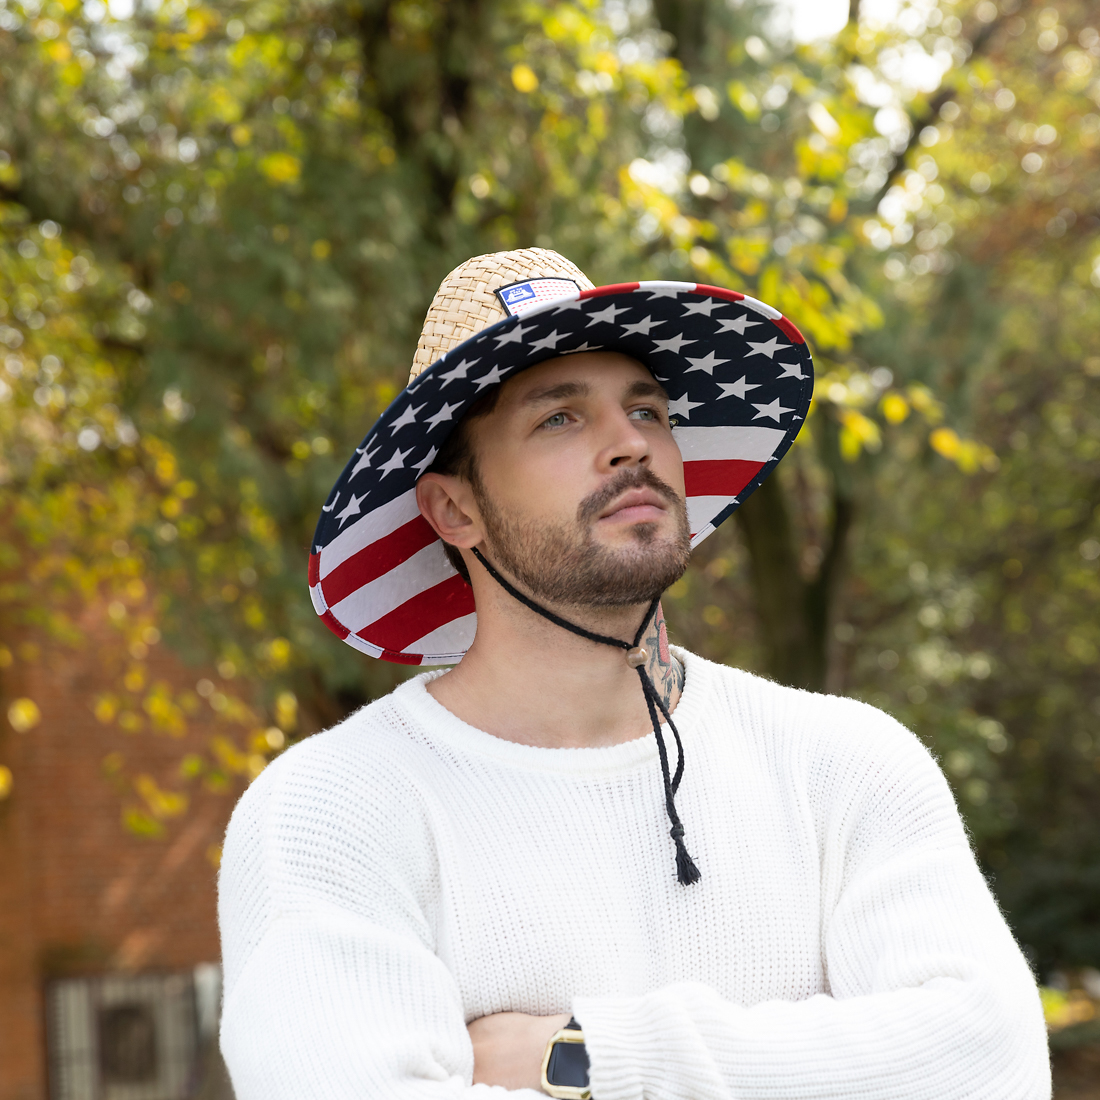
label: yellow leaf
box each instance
[155,453,178,485]
[135,773,188,818]
[122,806,165,838]
[838,409,882,461]
[7,698,41,732]
[94,695,119,723]
[930,427,960,459]
[275,690,297,731]
[512,63,539,93]
[0,766,12,800]
[828,195,848,223]
[880,393,910,423]
[907,383,943,423]
[266,637,292,668]
[839,424,862,462]
[259,152,302,185]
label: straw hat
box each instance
[409,248,595,380]
[309,248,813,665]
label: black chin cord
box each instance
[470,547,701,886]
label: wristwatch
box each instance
[540,1017,590,1099]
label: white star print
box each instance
[682,298,722,317]
[528,329,567,352]
[336,492,366,525]
[745,336,789,359]
[668,393,703,420]
[474,364,507,390]
[321,493,338,512]
[379,447,412,477]
[494,324,531,347]
[586,302,631,327]
[651,333,697,354]
[752,398,795,423]
[389,402,424,433]
[717,376,760,401]
[440,358,479,387]
[350,445,381,478]
[778,362,807,380]
[563,341,603,354]
[412,446,439,476]
[426,401,461,430]
[552,298,586,313]
[716,315,760,335]
[644,286,684,299]
[684,350,730,375]
[620,315,665,336]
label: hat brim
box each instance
[309,280,814,665]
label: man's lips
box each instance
[598,487,669,523]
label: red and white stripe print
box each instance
[674,424,786,542]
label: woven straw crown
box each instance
[409,248,595,383]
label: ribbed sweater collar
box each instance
[389,646,705,778]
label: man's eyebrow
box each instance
[625,379,669,401]
[520,381,591,407]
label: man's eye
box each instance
[629,408,659,421]
[542,412,567,428]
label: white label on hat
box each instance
[495,278,581,317]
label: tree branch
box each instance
[865,12,1012,209]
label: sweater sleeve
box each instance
[217,740,542,1100]
[572,703,1051,1100]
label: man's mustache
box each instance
[578,467,684,524]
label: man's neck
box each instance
[425,587,683,750]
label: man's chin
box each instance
[591,515,678,547]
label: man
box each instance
[219,249,1050,1099]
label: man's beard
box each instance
[472,466,692,609]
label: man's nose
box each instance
[599,410,651,470]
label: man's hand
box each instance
[467,1011,571,1091]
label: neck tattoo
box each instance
[643,603,685,714]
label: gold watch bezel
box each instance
[540,1026,590,1100]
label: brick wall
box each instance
[0,625,247,1100]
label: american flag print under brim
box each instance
[310,280,814,665]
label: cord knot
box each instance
[669,823,684,840]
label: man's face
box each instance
[466,352,691,609]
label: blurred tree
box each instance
[1,0,1098,970]
[662,0,1100,971]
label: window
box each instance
[46,967,221,1100]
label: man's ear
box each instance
[415,473,484,549]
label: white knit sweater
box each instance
[218,648,1050,1100]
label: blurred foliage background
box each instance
[0,0,1098,993]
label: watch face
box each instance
[547,1040,590,1088]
